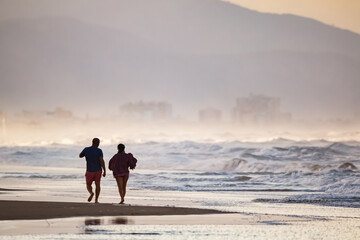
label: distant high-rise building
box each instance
[233,94,291,125]
[199,108,222,124]
[48,107,73,119]
[17,108,73,123]
[119,101,172,122]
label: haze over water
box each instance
[0,0,360,145]
[1,2,360,239]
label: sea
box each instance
[1,139,360,239]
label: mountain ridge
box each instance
[0,0,359,119]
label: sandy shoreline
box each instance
[1,167,360,239]
[0,200,224,220]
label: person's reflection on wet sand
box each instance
[83,217,130,234]
[111,217,129,225]
[84,218,103,225]
[84,218,103,234]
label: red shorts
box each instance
[85,171,102,184]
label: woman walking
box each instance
[109,143,137,204]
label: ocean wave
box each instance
[1,141,359,176]
[1,140,360,208]
[1,173,81,180]
[12,151,33,156]
[254,194,360,208]
[234,176,252,181]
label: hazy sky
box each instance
[226,0,360,34]
[1,0,359,34]
[0,0,359,121]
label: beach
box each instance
[1,177,360,239]
[1,197,360,239]
[0,188,308,237]
[1,141,360,239]
[1,0,360,238]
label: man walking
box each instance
[79,138,106,203]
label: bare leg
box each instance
[116,177,125,204]
[122,175,129,202]
[116,175,129,204]
[94,181,101,203]
[86,183,94,202]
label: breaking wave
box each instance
[1,139,359,207]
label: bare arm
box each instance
[100,157,106,177]
[79,148,85,158]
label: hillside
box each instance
[0,0,359,118]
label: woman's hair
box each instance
[118,143,125,152]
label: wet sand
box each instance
[1,168,360,239]
[0,200,224,220]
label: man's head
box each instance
[118,143,125,152]
[92,138,100,147]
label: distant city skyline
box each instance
[225,0,360,34]
[0,0,359,122]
